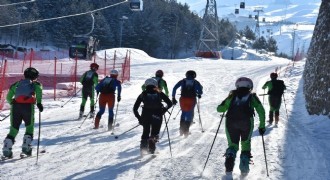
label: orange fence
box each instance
[0,49,131,110]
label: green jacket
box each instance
[7,79,43,104]
[217,92,265,129]
[141,77,169,96]
[80,70,98,88]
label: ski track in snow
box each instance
[0,58,329,180]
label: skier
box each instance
[141,70,169,96]
[217,77,266,176]
[172,70,203,137]
[133,78,172,154]
[262,72,286,125]
[94,69,121,130]
[79,63,99,118]
[2,67,43,158]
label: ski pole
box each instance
[282,94,289,121]
[173,109,181,120]
[111,102,120,135]
[78,97,99,128]
[164,114,172,158]
[262,134,269,177]
[259,94,268,96]
[61,88,82,108]
[0,114,10,121]
[197,98,204,133]
[36,112,41,165]
[201,112,225,176]
[262,89,265,105]
[160,106,175,139]
[114,124,140,139]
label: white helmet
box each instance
[145,78,158,87]
[235,77,253,89]
[110,69,118,75]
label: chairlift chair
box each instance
[129,0,143,11]
[249,14,252,18]
[240,2,245,9]
[235,9,239,14]
[262,18,266,22]
[255,15,258,20]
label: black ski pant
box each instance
[225,118,253,152]
[141,111,163,140]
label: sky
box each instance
[0,47,329,179]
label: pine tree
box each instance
[303,0,330,117]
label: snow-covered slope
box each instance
[0,49,329,179]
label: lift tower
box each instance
[254,7,264,39]
[196,0,220,58]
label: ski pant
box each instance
[268,95,282,112]
[96,93,115,123]
[6,103,35,140]
[179,97,196,122]
[225,117,254,152]
[140,109,163,140]
[80,88,95,112]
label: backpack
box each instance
[14,79,36,103]
[226,93,255,120]
[181,79,196,97]
[269,80,285,96]
[82,70,96,87]
[142,91,162,109]
[99,77,115,94]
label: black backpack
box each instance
[142,91,162,109]
[226,93,255,120]
[82,70,96,87]
[100,77,115,94]
[181,79,196,97]
[269,80,285,96]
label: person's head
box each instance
[24,67,39,81]
[144,78,158,89]
[270,72,278,80]
[155,70,164,78]
[235,77,253,91]
[90,63,99,71]
[110,69,119,78]
[185,70,196,79]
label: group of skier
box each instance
[1,64,287,177]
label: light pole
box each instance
[16,6,27,51]
[119,16,128,47]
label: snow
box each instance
[0,48,329,179]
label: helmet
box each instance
[90,63,99,70]
[145,78,158,87]
[270,72,278,79]
[155,70,164,78]
[110,69,119,78]
[185,70,196,79]
[24,67,39,80]
[235,77,253,89]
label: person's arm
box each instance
[133,94,143,119]
[171,80,182,98]
[116,80,122,97]
[95,79,103,93]
[160,92,172,109]
[93,73,98,87]
[80,72,86,84]
[6,82,17,103]
[217,96,232,113]
[252,94,265,129]
[34,82,43,104]
[195,80,203,96]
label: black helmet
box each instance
[185,70,196,79]
[270,72,278,79]
[24,67,39,80]
[155,70,164,78]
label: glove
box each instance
[172,97,177,105]
[117,96,121,102]
[197,94,201,99]
[162,107,168,115]
[259,127,266,135]
[37,103,43,112]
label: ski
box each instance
[0,149,46,163]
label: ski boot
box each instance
[239,151,252,176]
[90,111,95,119]
[22,135,33,156]
[140,139,149,155]
[79,111,84,119]
[2,138,14,158]
[108,118,113,131]
[275,111,280,125]
[224,147,237,174]
[268,111,274,125]
[148,135,159,154]
[93,116,100,129]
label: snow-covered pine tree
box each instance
[303,0,330,117]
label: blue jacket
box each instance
[172,78,203,98]
[95,76,122,96]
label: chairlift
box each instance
[249,14,252,18]
[240,2,245,9]
[235,9,239,14]
[262,18,266,22]
[255,15,258,20]
[129,0,143,11]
